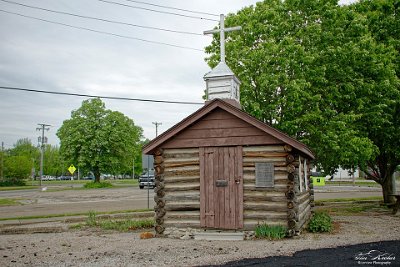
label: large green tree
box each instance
[57,98,143,182]
[205,0,399,202]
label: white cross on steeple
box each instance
[204,14,241,63]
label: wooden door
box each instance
[200,146,243,229]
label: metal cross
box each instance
[204,14,241,63]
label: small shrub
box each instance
[255,224,287,239]
[86,210,97,226]
[308,212,333,233]
[83,181,113,189]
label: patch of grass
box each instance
[111,179,138,185]
[317,203,388,216]
[83,181,113,189]
[0,198,21,206]
[0,209,152,221]
[98,219,154,232]
[325,181,378,186]
[86,210,97,226]
[83,210,154,231]
[69,223,83,229]
[0,186,38,191]
[308,212,333,233]
[255,224,287,240]
[315,196,383,205]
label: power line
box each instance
[98,0,219,22]
[0,86,204,105]
[122,0,219,17]
[0,0,204,36]
[0,9,204,51]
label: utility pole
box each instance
[36,123,51,188]
[152,122,162,138]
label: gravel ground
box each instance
[1,214,399,267]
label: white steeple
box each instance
[203,14,241,107]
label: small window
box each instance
[255,162,274,187]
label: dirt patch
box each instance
[0,213,399,267]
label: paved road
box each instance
[215,240,400,267]
[0,186,155,219]
[0,185,384,219]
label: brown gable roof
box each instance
[143,99,314,159]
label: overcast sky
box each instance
[0,0,356,149]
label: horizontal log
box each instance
[164,176,199,184]
[243,184,287,191]
[164,211,200,220]
[163,155,199,162]
[243,173,288,181]
[244,157,287,163]
[296,207,312,231]
[163,192,200,202]
[164,169,200,177]
[299,204,311,220]
[163,148,199,155]
[243,162,288,168]
[163,161,199,168]
[244,179,288,187]
[243,195,286,202]
[243,146,285,153]
[244,202,287,212]
[164,202,200,211]
[244,210,287,220]
[243,190,284,198]
[243,152,288,158]
[164,183,200,192]
[164,221,201,229]
[298,201,311,218]
[297,191,310,204]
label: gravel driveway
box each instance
[1,213,399,266]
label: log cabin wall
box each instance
[242,145,289,230]
[154,148,201,236]
[289,155,313,235]
[153,146,313,237]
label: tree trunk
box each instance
[93,167,101,183]
[381,175,395,204]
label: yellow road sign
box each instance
[68,165,76,175]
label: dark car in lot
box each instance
[139,170,155,189]
[58,175,74,181]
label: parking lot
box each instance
[0,186,155,219]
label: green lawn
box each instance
[0,179,138,191]
[0,198,21,206]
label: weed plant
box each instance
[83,182,113,189]
[308,212,333,233]
[255,224,287,239]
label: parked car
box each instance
[58,175,74,181]
[139,170,155,189]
